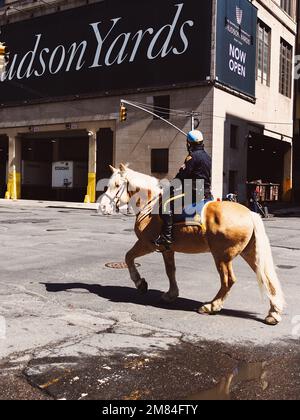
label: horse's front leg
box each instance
[125,240,152,293]
[161,250,179,303]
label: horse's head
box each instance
[99,163,131,214]
[99,163,161,215]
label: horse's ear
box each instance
[109,165,117,173]
[119,163,127,172]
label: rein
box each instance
[115,181,127,213]
[106,173,162,216]
[136,190,162,223]
[102,180,129,213]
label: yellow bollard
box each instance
[84,173,96,203]
[5,171,21,200]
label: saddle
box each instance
[173,199,213,227]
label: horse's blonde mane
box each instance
[125,168,160,192]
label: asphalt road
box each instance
[0,200,299,400]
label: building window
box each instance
[151,149,169,173]
[279,38,293,98]
[256,20,271,86]
[230,125,238,149]
[280,0,294,17]
[153,95,170,120]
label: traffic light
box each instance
[0,42,8,74]
[120,104,127,122]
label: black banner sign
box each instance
[216,0,257,97]
[0,0,212,104]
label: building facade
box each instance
[294,0,300,202]
[0,0,297,203]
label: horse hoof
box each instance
[198,304,220,315]
[198,304,212,315]
[264,316,279,326]
[137,279,148,294]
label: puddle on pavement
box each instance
[9,340,300,400]
[186,361,268,400]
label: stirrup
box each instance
[153,235,173,250]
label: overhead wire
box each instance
[125,100,293,126]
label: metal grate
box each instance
[105,262,141,270]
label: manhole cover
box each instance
[105,262,141,269]
[277,265,297,270]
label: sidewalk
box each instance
[0,199,99,211]
[271,206,300,217]
[1,198,300,217]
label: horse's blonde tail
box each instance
[251,212,285,312]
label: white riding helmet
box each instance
[187,130,204,143]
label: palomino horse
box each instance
[100,164,284,326]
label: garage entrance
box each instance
[247,133,291,199]
[0,136,8,198]
[21,131,88,202]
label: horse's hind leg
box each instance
[241,240,283,325]
[161,250,179,303]
[199,259,237,315]
[125,240,152,293]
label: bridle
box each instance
[102,175,162,214]
[102,177,130,213]
[114,179,130,212]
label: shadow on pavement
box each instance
[41,282,263,323]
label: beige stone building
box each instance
[0,0,297,204]
[293,0,300,202]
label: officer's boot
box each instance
[153,211,174,249]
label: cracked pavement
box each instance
[0,200,299,400]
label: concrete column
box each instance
[5,134,21,200]
[211,88,225,200]
[282,145,293,202]
[211,119,224,200]
[84,130,97,203]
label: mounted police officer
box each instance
[153,130,212,249]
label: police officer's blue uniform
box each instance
[153,130,212,249]
[175,142,212,199]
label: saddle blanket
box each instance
[173,199,213,225]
